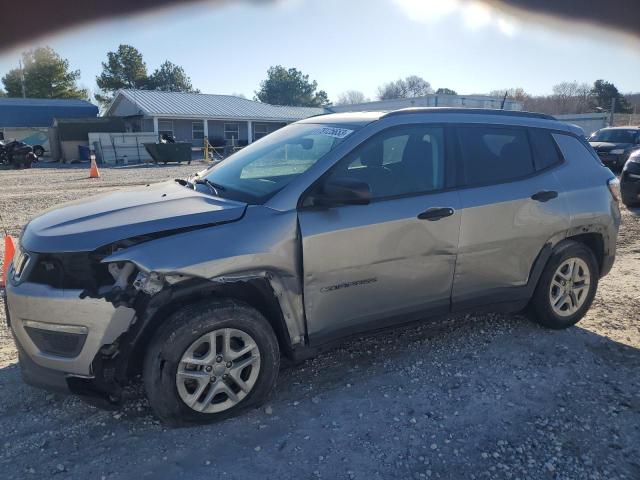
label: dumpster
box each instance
[78,145,91,161]
[143,142,192,164]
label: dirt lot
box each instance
[0,163,638,480]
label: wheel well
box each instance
[566,232,604,273]
[124,279,294,378]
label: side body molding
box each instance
[103,206,306,346]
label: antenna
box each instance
[18,59,26,98]
[500,91,508,110]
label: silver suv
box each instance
[4,109,621,424]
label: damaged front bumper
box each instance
[4,280,136,394]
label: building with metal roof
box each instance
[105,89,527,149]
[106,89,324,148]
[0,97,98,128]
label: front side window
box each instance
[203,123,357,204]
[457,126,534,185]
[325,124,446,199]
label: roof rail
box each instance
[381,107,556,121]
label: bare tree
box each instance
[551,81,592,114]
[335,90,369,105]
[377,75,433,100]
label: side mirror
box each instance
[313,177,371,207]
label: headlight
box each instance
[610,149,625,155]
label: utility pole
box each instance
[18,59,26,98]
[609,97,615,126]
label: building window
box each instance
[192,121,204,140]
[158,120,174,139]
[224,123,240,143]
[254,123,269,140]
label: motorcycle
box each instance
[0,139,39,169]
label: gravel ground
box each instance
[0,163,638,480]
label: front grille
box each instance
[23,326,87,357]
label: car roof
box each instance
[299,107,567,129]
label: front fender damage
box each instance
[76,207,306,402]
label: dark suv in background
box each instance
[588,126,640,170]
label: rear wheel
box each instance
[528,241,598,329]
[143,299,280,425]
[33,145,44,157]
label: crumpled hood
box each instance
[22,181,247,253]
[589,141,633,152]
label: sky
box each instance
[0,0,638,102]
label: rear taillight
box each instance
[607,177,621,203]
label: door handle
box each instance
[417,207,455,221]
[530,190,558,202]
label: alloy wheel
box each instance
[548,257,591,317]
[176,328,261,413]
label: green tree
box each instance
[1,46,87,99]
[436,88,457,95]
[255,66,329,107]
[148,61,196,92]
[95,44,148,106]
[590,79,632,113]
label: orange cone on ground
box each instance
[1,234,16,287]
[89,154,100,179]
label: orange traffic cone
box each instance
[1,234,16,287]
[89,154,100,179]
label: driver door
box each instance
[298,124,461,344]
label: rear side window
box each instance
[529,129,563,170]
[457,126,534,186]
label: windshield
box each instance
[589,129,639,144]
[202,123,357,204]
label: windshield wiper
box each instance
[174,178,195,188]
[194,178,226,196]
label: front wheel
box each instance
[143,299,280,425]
[528,241,599,329]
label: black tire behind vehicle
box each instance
[528,241,599,329]
[33,145,44,157]
[143,298,280,426]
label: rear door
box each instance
[298,123,461,343]
[451,125,570,308]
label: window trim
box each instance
[192,121,205,140]
[298,123,456,209]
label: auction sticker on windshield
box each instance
[317,127,353,138]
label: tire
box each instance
[528,241,599,329]
[143,298,280,426]
[33,145,44,157]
